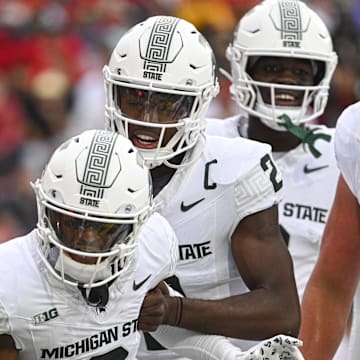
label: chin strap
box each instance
[278,114,331,158]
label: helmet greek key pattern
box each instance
[80,130,117,198]
[279,0,302,41]
[144,16,180,72]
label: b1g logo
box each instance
[33,308,59,325]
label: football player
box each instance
[207,0,339,304]
[0,129,253,359]
[205,0,348,359]
[300,102,360,360]
[103,15,303,359]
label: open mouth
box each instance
[274,91,302,107]
[131,131,159,149]
[259,85,304,107]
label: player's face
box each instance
[250,57,315,107]
[47,210,132,264]
[115,86,194,150]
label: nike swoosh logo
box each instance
[133,274,152,291]
[180,198,205,212]
[303,164,329,174]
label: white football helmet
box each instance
[33,129,153,291]
[103,15,219,168]
[226,0,338,130]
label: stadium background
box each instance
[0,0,359,242]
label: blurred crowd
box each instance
[1,0,360,242]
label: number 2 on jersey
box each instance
[260,154,283,192]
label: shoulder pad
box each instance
[203,135,271,184]
[306,124,336,161]
[335,104,360,159]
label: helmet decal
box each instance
[278,0,302,47]
[78,130,118,202]
[142,16,181,80]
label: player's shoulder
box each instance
[205,115,241,137]
[203,134,272,185]
[333,102,360,174]
[336,101,360,130]
[136,212,178,286]
[333,102,360,196]
[140,212,176,243]
[306,123,336,161]
[0,231,38,297]
[0,231,34,262]
[308,123,336,136]
[138,212,177,259]
[335,102,360,151]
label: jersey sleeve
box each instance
[0,299,10,336]
[137,212,179,288]
[0,298,21,350]
[150,325,243,359]
[335,102,360,201]
[234,151,283,220]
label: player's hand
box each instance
[239,335,304,360]
[137,281,169,332]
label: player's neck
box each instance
[150,153,184,196]
[247,116,301,152]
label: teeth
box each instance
[275,93,295,101]
[138,134,155,141]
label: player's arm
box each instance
[139,281,305,359]
[149,325,245,359]
[300,175,360,360]
[149,153,299,339]
[229,204,300,338]
[172,204,300,339]
[157,204,300,339]
[150,321,305,359]
[0,334,18,360]
[138,283,245,359]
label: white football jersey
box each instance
[0,212,178,360]
[206,116,339,300]
[139,134,283,358]
[334,101,360,360]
